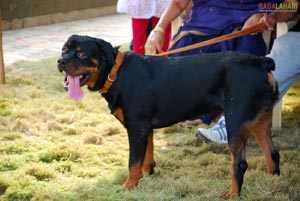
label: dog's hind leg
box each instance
[250,110,280,175]
[142,130,156,175]
[222,116,251,199]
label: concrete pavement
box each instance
[2,14,132,66]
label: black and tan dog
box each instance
[57,35,280,198]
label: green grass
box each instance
[0,52,299,200]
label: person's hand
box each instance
[260,15,277,31]
[148,28,165,55]
[242,13,276,31]
[242,13,264,30]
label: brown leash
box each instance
[157,22,267,56]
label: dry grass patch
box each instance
[39,143,84,163]
[25,164,55,181]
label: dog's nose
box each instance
[57,58,66,72]
[58,58,65,65]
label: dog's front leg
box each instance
[123,124,151,189]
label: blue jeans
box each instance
[267,32,300,100]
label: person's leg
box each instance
[196,32,300,144]
[132,18,149,54]
[268,32,300,100]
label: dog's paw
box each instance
[221,191,239,200]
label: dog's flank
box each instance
[57,34,279,198]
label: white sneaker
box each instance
[195,116,228,144]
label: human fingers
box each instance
[261,15,276,31]
[148,31,164,55]
[242,13,264,30]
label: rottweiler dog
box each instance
[57,35,280,198]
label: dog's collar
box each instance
[99,51,124,93]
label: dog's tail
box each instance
[263,57,276,91]
[261,57,275,72]
[261,57,278,99]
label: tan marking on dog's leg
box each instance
[123,160,143,189]
[222,127,251,199]
[250,111,278,174]
[222,153,239,199]
[142,131,155,174]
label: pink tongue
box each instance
[68,76,84,101]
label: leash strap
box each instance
[157,22,267,56]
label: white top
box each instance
[117,0,170,19]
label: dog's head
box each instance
[57,35,118,100]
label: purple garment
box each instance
[185,0,283,35]
[170,0,284,57]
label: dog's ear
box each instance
[94,38,116,66]
[68,34,79,41]
[66,34,81,46]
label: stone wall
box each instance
[0,0,117,30]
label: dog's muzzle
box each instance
[57,58,66,72]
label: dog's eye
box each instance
[77,52,87,59]
[62,47,68,54]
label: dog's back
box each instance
[119,52,278,128]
